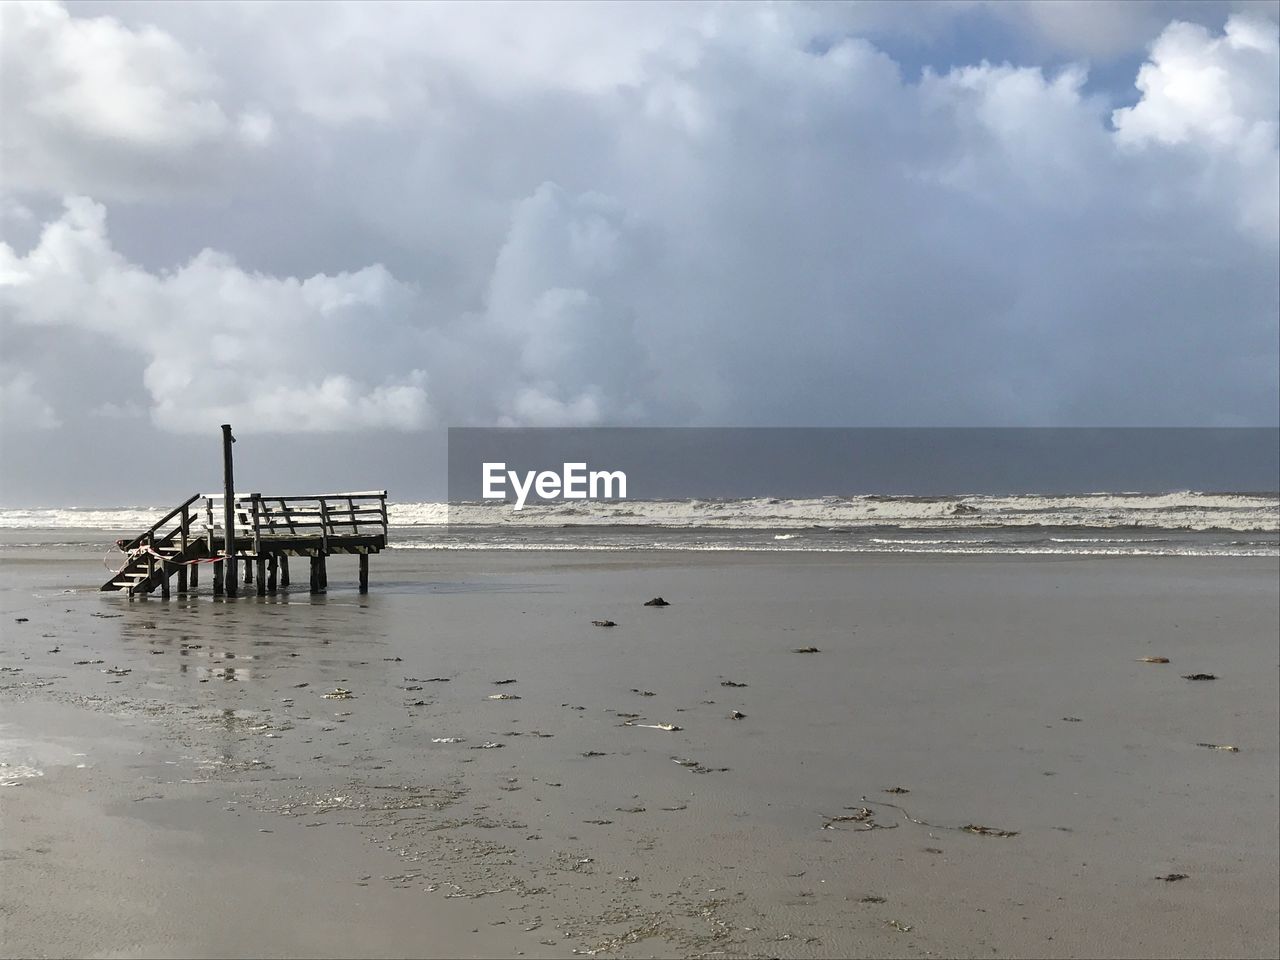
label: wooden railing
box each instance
[107,493,200,594]
[117,492,200,555]
[202,491,388,553]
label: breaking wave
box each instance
[2,492,1275,557]
[408,491,1277,531]
[2,491,1276,532]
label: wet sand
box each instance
[2,546,1277,958]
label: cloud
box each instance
[0,371,61,429]
[1113,14,1279,239]
[480,185,659,426]
[0,2,1276,464]
[0,0,271,199]
[0,188,664,432]
[990,1,1271,60]
[0,197,431,433]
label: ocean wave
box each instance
[2,491,1276,533]
[397,493,1277,532]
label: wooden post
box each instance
[213,559,224,596]
[177,504,189,594]
[160,557,170,599]
[221,424,237,597]
[280,555,290,587]
[190,559,199,592]
[267,555,278,592]
[244,558,253,584]
[251,494,262,556]
[145,544,155,598]
[256,556,266,597]
[358,552,369,594]
[309,555,319,594]
[319,553,328,591]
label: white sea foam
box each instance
[0,506,174,531]
[2,492,1276,532]
[387,492,1278,532]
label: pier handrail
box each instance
[201,491,388,542]
[202,490,388,500]
[116,493,202,553]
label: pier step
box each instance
[100,493,210,594]
[101,539,209,594]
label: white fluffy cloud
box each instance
[1113,15,1279,239]
[0,2,1276,455]
[0,0,270,199]
[0,189,662,432]
[0,197,431,432]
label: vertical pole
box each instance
[280,555,290,587]
[160,557,170,599]
[178,504,189,594]
[256,557,266,597]
[319,554,328,591]
[245,558,253,584]
[221,424,237,597]
[145,544,155,598]
[213,559,224,596]
[190,559,199,592]
[358,552,369,594]
[268,555,278,592]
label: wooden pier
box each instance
[100,424,388,598]
[100,491,388,597]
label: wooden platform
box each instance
[101,492,388,598]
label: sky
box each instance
[1,0,1277,505]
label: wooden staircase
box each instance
[101,494,207,595]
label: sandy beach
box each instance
[2,544,1277,958]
